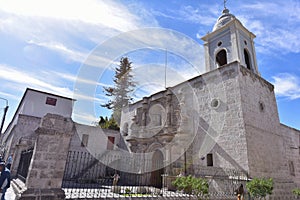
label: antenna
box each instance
[165,48,167,89]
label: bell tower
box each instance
[201,7,259,75]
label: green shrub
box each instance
[172,175,209,199]
[246,177,273,199]
[125,188,131,195]
[293,188,300,197]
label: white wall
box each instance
[19,89,73,118]
[2,89,73,145]
[71,123,120,156]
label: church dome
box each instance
[212,8,235,31]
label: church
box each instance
[120,7,300,199]
[1,4,299,200]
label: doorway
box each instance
[150,150,164,188]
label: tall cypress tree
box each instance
[102,57,135,124]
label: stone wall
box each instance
[280,124,300,186]
[192,62,249,171]
[238,66,288,179]
[120,62,300,199]
[16,113,74,199]
[4,115,40,155]
[238,65,299,199]
[121,62,250,172]
[3,115,40,177]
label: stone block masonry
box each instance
[15,113,75,200]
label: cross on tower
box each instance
[224,0,227,9]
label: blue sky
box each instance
[0,0,299,130]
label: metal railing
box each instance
[62,151,248,199]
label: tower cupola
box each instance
[213,8,235,31]
[201,8,259,75]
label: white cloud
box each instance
[27,40,88,63]
[0,0,159,66]
[236,1,300,54]
[27,40,122,67]
[261,29,300,53]
[178,5,217,26]
[0,0,158,41]
[0,0,143,32]
[272,73,300,100]
[0,64,73,97]
[73,112,99,125]
[0,64,110,104]
[152,4,217,27]
[240,1,300,21]
[52,71,111,88]
[74,93,106,104]
[237,16,264,36]
[0,91,19,101]
[240,2,281,15]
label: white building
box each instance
[1,88,74,159]
[1,88,120,178]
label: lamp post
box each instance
[0,97,9,135]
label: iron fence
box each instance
[62,151,248,199]
[16,148,34,182]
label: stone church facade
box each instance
[120,8,300,199]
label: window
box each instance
[244,49,251,70]
[207,153,213,167]
[216,50,227,67]
[81,134,89,147]
[288,161,295,176]
[211,99,220,109]
[259,101,265,112]
[46,97,57,106]
[107,136,115,150]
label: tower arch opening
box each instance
[216,49,227,67]
[244,49,251,70]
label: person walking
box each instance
[236,184,245,200]
[5,154,12,170]
[112,172,120,186]
[0,162,10,200]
